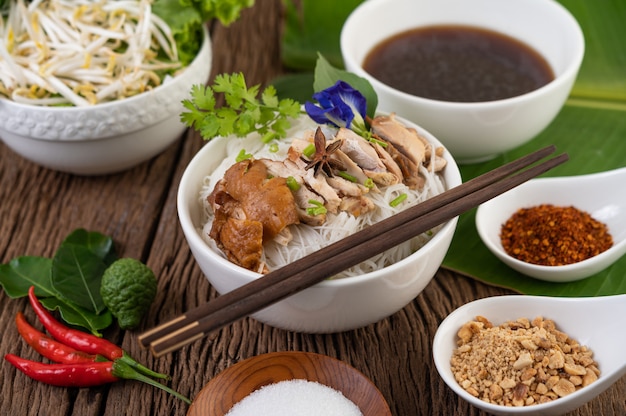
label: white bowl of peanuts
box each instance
[0,1,211,175]
[432,294,625,416]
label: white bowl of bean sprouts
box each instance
[0,0,212,175]
[178,113,462,333]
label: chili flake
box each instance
[500,204,613,266]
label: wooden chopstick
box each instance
[139,146,567,356]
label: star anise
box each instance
[303,127,345,177]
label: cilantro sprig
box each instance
[181,73,302,141]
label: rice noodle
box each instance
[199,116,447,279]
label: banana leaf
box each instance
[279,0,626,296]
[443,0,626,296]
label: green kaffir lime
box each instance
[100,258,157,330]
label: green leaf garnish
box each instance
[389,193,407,207]
[286,176,301,191]
[0,229,118,335]
[181,73,302,141]
[0,257,54,299]
[153,0,255,66]
[302,143,316,158]
[313,53,378,119]
[236,149,253,162]
[337,171,358,182]
[52,244,108,314]
[306,200,327,216]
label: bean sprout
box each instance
[0,0,182,106]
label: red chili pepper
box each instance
[28,287,123,359]
[4,354,191,403]
[5,354,118,387]
[15,312,101,365]
[28,286,169,379]
[27,286,167,380]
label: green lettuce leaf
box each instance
[153,0,255,66]
[153,0,204,66]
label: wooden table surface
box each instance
[1,1,624,415]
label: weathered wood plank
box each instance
[1,0,624,415]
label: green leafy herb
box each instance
[52,244,108,314]
[0,257,54,299]
[183,55,377,143]
[0,229,117,335]
[40,296,113,336]
[181,73,302,141]
[52,229,115,315]
[153,0,256,66]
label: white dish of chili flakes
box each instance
[475,167,626,282]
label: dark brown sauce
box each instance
[363,25,555,102]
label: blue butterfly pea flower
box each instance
[305,81,368,136]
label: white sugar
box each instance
[225,379,363,416]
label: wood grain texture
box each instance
[0,1,624,415]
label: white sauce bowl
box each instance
[341,0,584,163]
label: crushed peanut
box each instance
[451,316,600,407]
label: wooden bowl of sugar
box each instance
[187,351,391,416]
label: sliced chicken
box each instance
[326,175,365,197]
[370,113,426,166]
[336,128,400,186]
[379,139,423,189]
[261,159,326,226]
[287,158,342,214]
[337,128,385,171]
[207,114,448,274]
[372,142,403,182]
[424,144,448,173]
[331,149,373,189]
[340,196,376,217]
